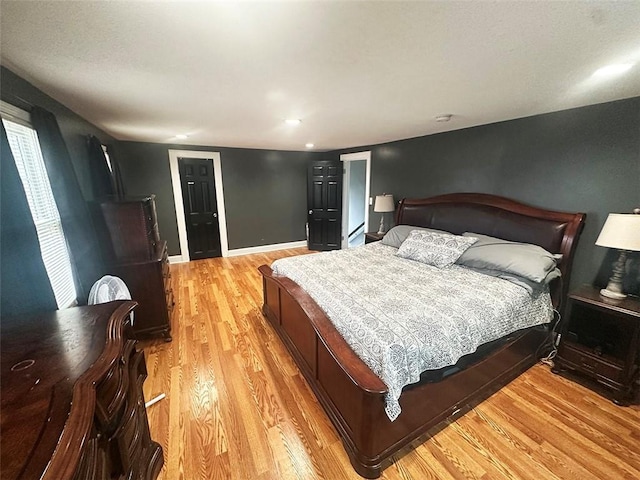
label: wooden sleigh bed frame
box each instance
[258,193,586,478]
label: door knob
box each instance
[213,212,218,218]
[308,210,313,215]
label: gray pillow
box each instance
[457,232,562,283]
[381,225,449,248]
[464,266,561,294]
[396,230,478,268]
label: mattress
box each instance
[271,242,553,421]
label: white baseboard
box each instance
[168,255,188,264]
[226,240,307,257]
[169,241,306,262]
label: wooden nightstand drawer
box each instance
[553,285,640,405]
[559,344,623,383]
[365,232,384,244]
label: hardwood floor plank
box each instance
[488,392,606,480]
[206,451,231,480]
[512,376,640,469]
[424,434,481,480]
[461,407,565,480]
[265,425,302,480]
[388,436,461,480]
[272,419,321,479]
[165,367,186,479]
[447,412,535,480]
[142,249,640,479]
[502,385,639,479]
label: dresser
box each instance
[111,241,174,341]
[0,301,163,480]
[100,196,173,341]
[100,195,160,262]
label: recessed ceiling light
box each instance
[285,119,301,126]
[305,143,314,149]
[592,63,634,77]
[175,134,188,139]
[435,114,453,123]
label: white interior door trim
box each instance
[340,151,371,249]
[168,149,229,261]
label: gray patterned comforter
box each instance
[271,242,553,421]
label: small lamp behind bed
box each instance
[374,194,395,235]
[595,210,640,299]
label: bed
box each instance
[258,193,585,478]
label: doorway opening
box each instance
[340,151,371,249]
[168,149,229,262]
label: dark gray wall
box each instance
[1,66,117,200]
[336,97,640,293]
[114,142,322,254]
[5,65,638,293]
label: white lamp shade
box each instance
[595,213,640,251]
[374,194,395,213]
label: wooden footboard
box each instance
[259,264,547,478]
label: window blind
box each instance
[2,117,77,308]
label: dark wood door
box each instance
[178,157,222,260]
[307,160,342,251]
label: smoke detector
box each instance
[435,114,453,123]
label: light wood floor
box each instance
[142,249,640,480]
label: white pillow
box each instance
[396,230,478,268]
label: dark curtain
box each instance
[31,107,104,303]
[87,134,115,199]
[1,122,57,317]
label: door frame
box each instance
[340,151,371,249]
[168,149,229,261]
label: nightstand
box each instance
[365,232,385,244]
[552,285,640,405]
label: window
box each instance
[102,144,113,172]
[1,103,77,308]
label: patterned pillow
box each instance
[396,230,478,268]
[381,225,449,248]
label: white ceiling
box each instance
[1,1,639,152]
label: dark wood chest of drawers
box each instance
[0,302,163,480]
[110,241,174,341]
[100,195,160,262]
[99,196,173,341]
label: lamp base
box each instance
[600,250,628,300]
[377,215,386,235]
[600,288,627,300]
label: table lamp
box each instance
[374,194,395,234]
[595,211,640,299]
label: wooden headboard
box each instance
[395,193,586,309]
